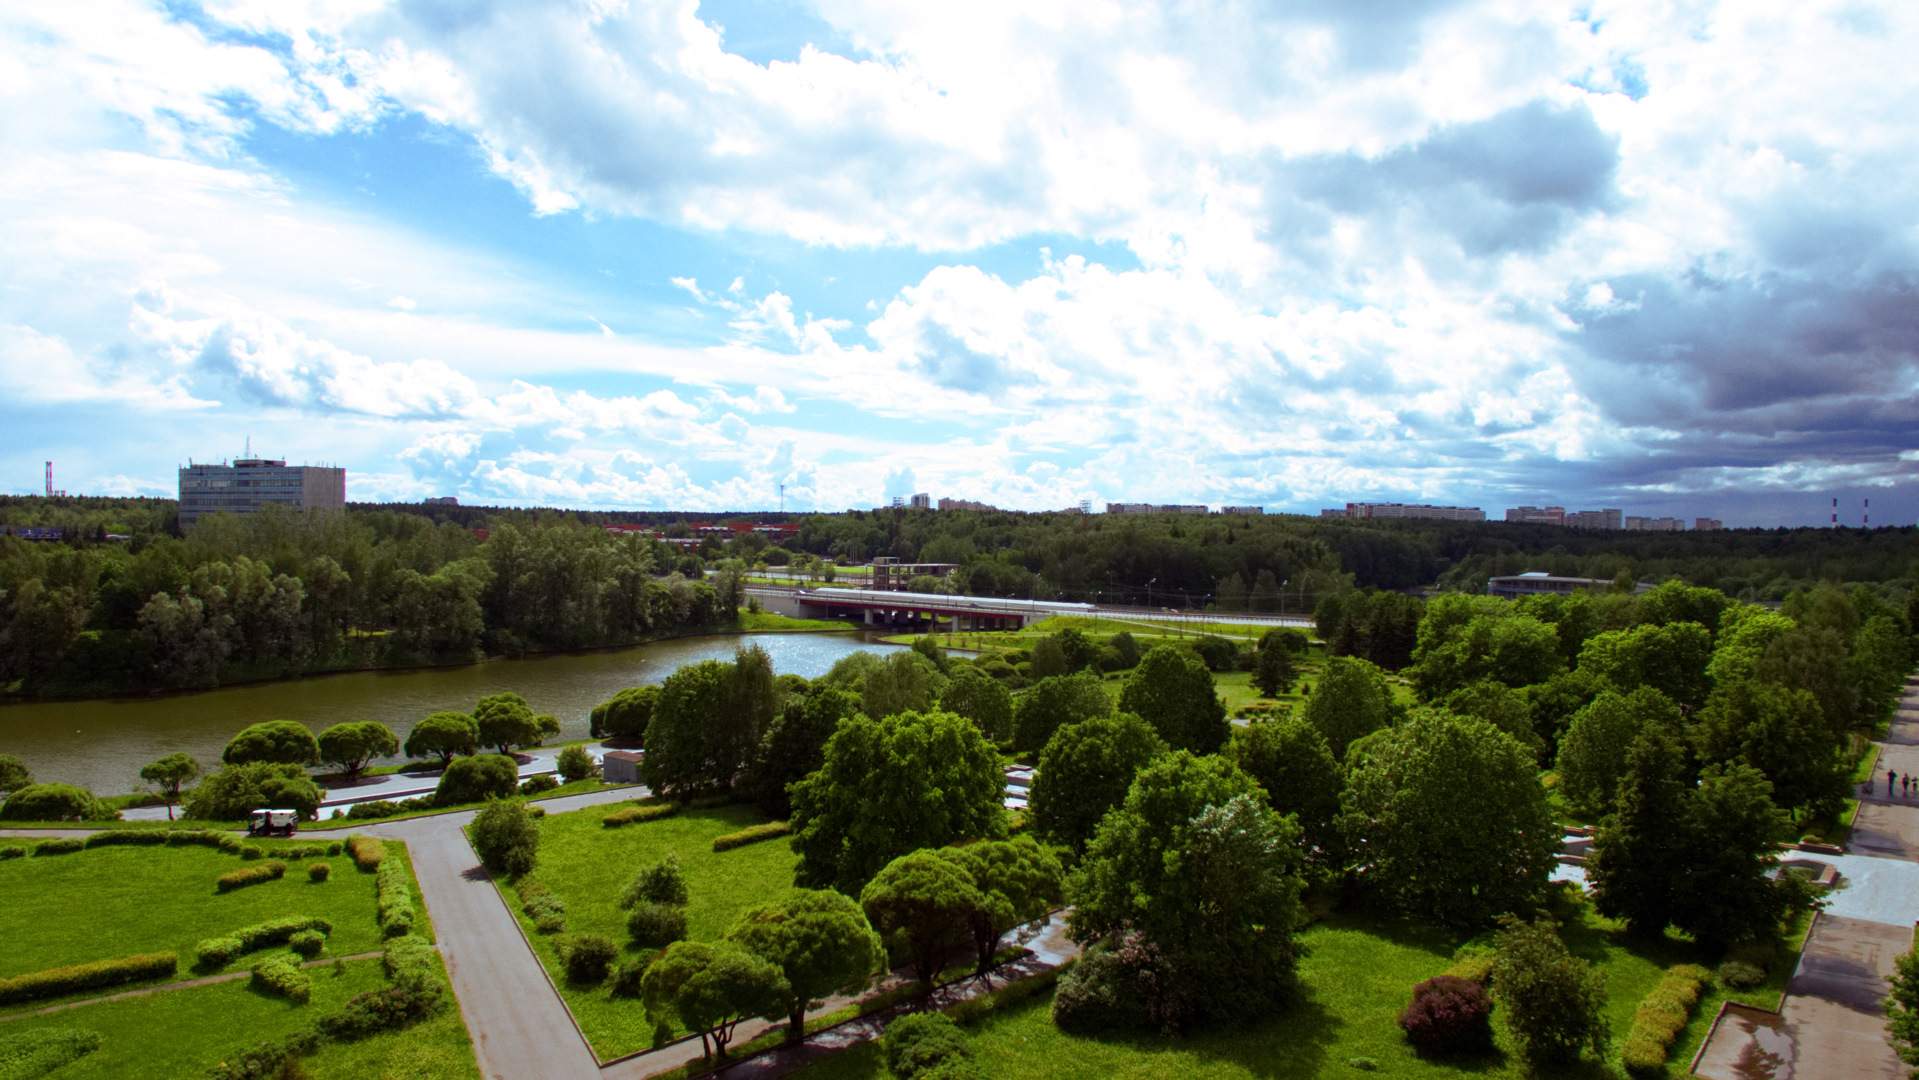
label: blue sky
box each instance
[3,0,1916,525]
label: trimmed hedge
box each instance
[1622,964,1711,1077]
[308,862,331,882]
[289,931,326,959]
[33,839,84,856]
[711,821,792,852]
[346,836,386,871]
[0,1028,105,1077]
[196,938,244,968]
[0,846,24,860]
[1445,948,1496,985]
[250,956,311,1004]
[207,939,447,1079]
[601,803,677,828]
[163,830,247,855]
[344,800,404,820]
[197,916,335,969]
[375,857,416,938]
[82,830,169,848]
[216,861,287,893]
[515,876,566,934]
[0,953,179,1005]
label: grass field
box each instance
[0,841,427,989]
[506,801,801,1060]
[789,900,1804,1080]
[0,953,478,1080]
[735,611,858,632]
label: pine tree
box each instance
[1251,635,1297,698]
[1586,726,1687,935]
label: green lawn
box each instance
[508,801,802,1060]
[0,840,427,992]
[736,611,856,632]
[791,901,1805,1080]
[0,954,477,1080]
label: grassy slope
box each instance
[792,903,1806,1080]
[0,843,414,984]
[509,801,800,1060]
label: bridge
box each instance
[751,586,1094,630]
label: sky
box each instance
[2,0,1915,526]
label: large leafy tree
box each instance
[222,720,319,766]
[0,755,33,795]
[1340,709,1558,929]
[317,721,399,781]
[1068,752,1305,1027]
[1117,645,1228,754]
[1555,687,1680,815]
[435,753,521,805]
[1409,595,1565,699]
[182,761,322,820]
[859,850,983,988]
[1029,713,1166,854]
[0,783,113,822]
[861,651,948,721]
[939,666,1015,743]
[727,889,883,1040]
[1695,680,1847,818]
[589,685,659,740]
[1672,763,1799,947]
[1226,717,1344,873]
[1303,656,1394,760]
[1586,726,1690,935]
[936,837,1066,976]
[746,688,862,819]
[642,941,791,1059]
[790,709,1006,894]
[470,797,540,877]
[645,647,781,798]
[1576,622,1714,711]
[474,692,540,754]
[404,711,479,765]
[1012,671,1115,754]
[139,752,200,820]
[1490,915,1610,1066]
[1251,633,1298,698]
[1885,945,1919,1076]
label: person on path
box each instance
[1891,771,1898,796]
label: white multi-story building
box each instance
[178,457,346,529]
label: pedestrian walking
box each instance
[1892,770,1898,796]
[1905,774,1911,797]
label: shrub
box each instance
[1050,949,1148,1035]
[556,744,600,784]
[1621,964,1709,1077]
[0,953,178,1005]
[434,753,520,805]
[470,799,539,877]
[345,836,386,871]
[602,803,678,827]
[375,858,416,937]
[947,965,1065,1026]
[625,902,688,948]
[560,934,618,985]
[163,830,245,854]
[0,1028,105,1078]
[0,783,113,822]
[1446,948,1496,985]
[711,821,792,852]
[182,762,321,822]
[250,956,312,1003]
[308,862,331,882]
[83,829,168,848]
[239,846,266,861]
[1718,960,1765,989]
[288,931,326,959]
[196,938,243,968]
[316,941,447,1043]
[618,852,688,909]
[607,959,646,998]
[229,916,332,953]
[515,876,566,934]
[0,846,24,860]
[33,838,84,856]
[1398,975,1494,1055]
[1491,915,1610,1066]
[216,861,287,893]
[519,775,560,796]
[882,1012,974,1079]
[344,800,403,820]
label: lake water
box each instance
[0,632,905,797]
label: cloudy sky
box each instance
[3,0,1915,525]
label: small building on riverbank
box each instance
[601,750,644,784]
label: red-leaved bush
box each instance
[1398,975,1494,1055]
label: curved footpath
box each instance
[1693,673,1919,1080]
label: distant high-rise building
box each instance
[937,497,997,511]
[1624,516,1686,531]
[425,496,459,506]
[909,493,931,510]
[1506,506,1566,525]
[1221,506,1265,516]
[1563,508,1623,530]
[1106,502,1209,515]
[1344,502,1486,522]
[1695,518,1723,531]
[178,457,346,529]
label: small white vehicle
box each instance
[247,809,299,837]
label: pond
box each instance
[0,631,906,797]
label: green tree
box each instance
[1188,635,1237,673]
[1756,625,1855,737]
[621,852,690,908]
[1695,681,1848,818]
[0,754,33,795]
[1303,656,1394,760]
[747,688,861,819]
[556,744,599,783]
[939,666,1015,743]
[316,721,399,782]
[1707,605,1798,687]
[646,649,782,798]
[139,752,200,821]
[1107,632,1141,669]
[404,711,479,765]
[222,720,319,767]
[642,941,791,1059]
[937,836,1065,975]
[1069,752,1305,1027]
[727,888,883,1040]
[1673,763,1798,947]
[1443,680,1543,761]
[1052,628,1101,674]
[1226,718,1343,873]
[530,713,562,746]
[1884,945,1919,1077]
[1408,596,1565,699]
[1340,709,1558,929]
[1634,580,1733,636]
[859,850,983,988]
[910,635,950,674]
[1029,636,1069,680]
[790,710,1007,894]
[435,753,521,805]
[182,762,321,821]
[1849,615,1914,727]
[470,797,540,877]
[1490,914,1609,1066]
[861,651,947,721]
[1555,687,1680,814]
[1586,726,1689,935]
[1251,634,1297,698]
[0,782,113,822]
[1029,713,1167,854]
[1576,622,1714,711]
[589,685,660,740]
[1118,645,1228,754]
[1014,671,1116,754]
[474,692,540,754]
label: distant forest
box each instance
[2,494,1914,698]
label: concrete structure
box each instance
[790,587,1094,630]
[1221,506,1265,515]
[1486,571,1614,599]
[1505,505,1565,525]
[600,751,643,784]
[1339,502,1486,522]
[868,558,958,591]
[177,457,346,529]
[1563,508,1623,529]
[1624,515,1686,531]
[1696,518,1723,531]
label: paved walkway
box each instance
[1694,674,1919,1080]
